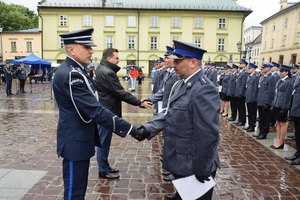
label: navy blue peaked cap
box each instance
[240,59,248,65]
[248,63,257,69]
[164,46,174,56]
[271,62,280,67]
[60,28,97,47]
[279,65,292,71]
[170,40,207,60]
[232,64,239,69]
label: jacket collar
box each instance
[100,59,121,73]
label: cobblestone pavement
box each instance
[0,78,300,200]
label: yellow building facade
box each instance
[1,29,42,62]
[260,1,300,65]
[38,0,251,75]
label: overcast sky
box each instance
[2,0,285,27]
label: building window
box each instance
[59,15,67,26]
[271,39,274,49]
[60,38,64,49]
[283,35,287,47]
[128,16,136,27]
[150,36,157,49]
[195,17,202,28]
[273,22,276,30]
[10,41,17,52]
[26,41,32,52]
[150,16,158,27]
[219,18,226,29]
[83,15,92,26]
[296,32,300,44]
[172,17,180,28]
[285,18,288,27]
[218,38,225,51]
[106,16,114,26]
[106,36,113,48]
[194,37,201,47]
[128,36,135,49]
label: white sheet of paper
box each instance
[158,101,163,113]
[172,175,215,200]
[218,86,222,92]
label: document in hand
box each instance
[172,175,215,200]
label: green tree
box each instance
[0,1,38,31]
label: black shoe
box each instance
[227,117,235,121]
[236,122,245,126]
[109,167,119,173]
[99,171,120,179]
[270,143,284,149]
[256,134,267,140]
[162,171,172,176]
[9,93,14,95]
[284,155,298,161]
[165,193,181,200]
[163,173,175,181]
[246,127,255,132]
[290,157,300,165]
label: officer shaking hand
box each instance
[52,28,149,200]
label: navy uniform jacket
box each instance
[145,70,220,177]
[221,73,230,94]
[53,57,132,161]
[149,69,179,108]
[272,72,280,82]
[226,72,237,97]
[235,69,248,97]
[256,72,277,107]
[245,72,259,103]
[209,69,218,86]
[290,73,300,117]
[4,67,14,81]
[272,77,293,110]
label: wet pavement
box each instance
[0,78,300,200]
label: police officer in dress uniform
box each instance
[270,65,293,149]
[220,65,232,117]
[143,46,180,109]
[256,61,277,139]
[144,40,220,200]
[52,28,149,200]
[226,64,239,121]
[208,63,218,86]
[3,61,14,95]
[16,62,27,93]
[270,62,281,126]
[233,59,249,126]
[284,69,300,165]
[244,63,259,132]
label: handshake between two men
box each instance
[129,125,150,141]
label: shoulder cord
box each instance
[69,66,99,124]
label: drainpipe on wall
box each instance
[137,9,140,66]
[38,9,43,59]
[240,13,246,60]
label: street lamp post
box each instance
[236,41,242,60]
[244,43,252,63]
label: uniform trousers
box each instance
[293,117,300,157]
[63,158,90,200]
[229,97,237,120]
[236,96,246,123]
[19,79,26,91]
[258,106,271,136]
[246,102,257,128]
[96,125,112,174]
[173,170,216,200]
[5,79,12,94]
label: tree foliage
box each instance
[0,1,38,31]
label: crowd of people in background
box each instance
[212,59,300,165]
